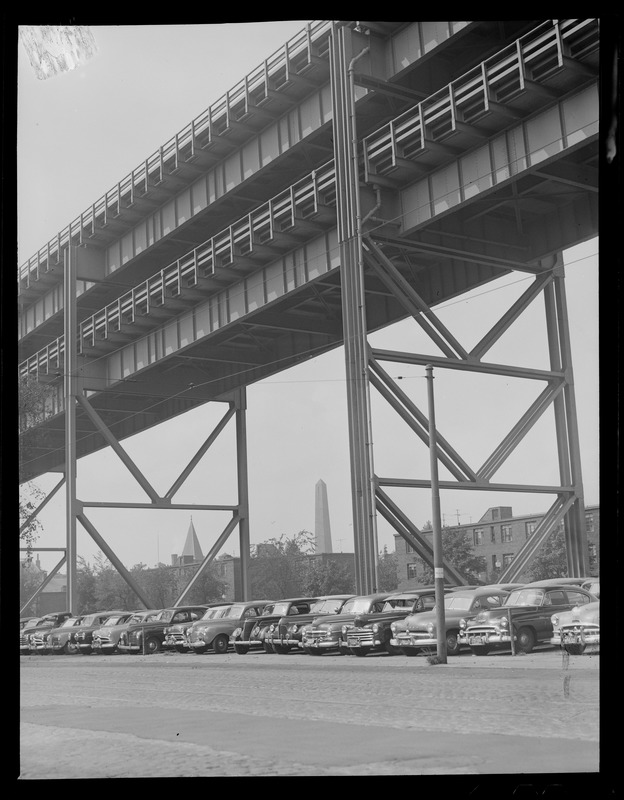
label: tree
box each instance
[302,559,355,596]
[249,530,315,598]
[377,547,398,592]
[76,557,99,614]
[178,564,228,605]
[91,555,148,610]
[529,527,569,581]
[421,529,486,584]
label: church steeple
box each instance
[179,517,204,564]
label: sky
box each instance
[17,22,599,575]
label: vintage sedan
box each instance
[91,609,162,654]
[20,611,74,654]
[49,612,118,655]
[390,586,511,656]
[118,605,207,654]
[232,598,320,654]
[458,583,597,655]
[550,600,599,655]
[341,590,444,657]
[186,600,273,654]
[265,595,355,654]
[300,593,393,655]
[75,612,133,654]
[164,604,231,652]
[30,615,85,655]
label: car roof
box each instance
[314,594,356,600]
[522,577,593,586]
[517,582,594,592]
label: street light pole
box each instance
[426,365,447,663]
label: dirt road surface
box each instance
[20,648,600,783]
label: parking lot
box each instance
[20,647,599,779]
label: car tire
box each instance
[446,630,461,656]
[563,644,586,655]
[193,645,208,654]
[515,627,536,654]
[175,646,186,653]
[401,647,420,657]
[213,634,229,655]
[470,645,491,656]
[272,644,290,655]
[145,636,162,654]
[351,647,370,657]
[385,642,402,656]
[337,645,351,656]
[63,641,78,655]
[234,645,249,655]
[263,641,275,654]
[304,647,322,656]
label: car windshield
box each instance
[341,598,376,614]
[309,598,346,614]
[443,595,475,610]
[81,615,100,626]
[226,604,248,618]
[155,610,176,622]
[104,615,127,625]
[271,602,296,616]
[214,606,233,618]
[506,589,545,606]
[381,598,416,612]
[60,618,79,628]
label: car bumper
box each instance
[92,641,116,652]
[390,635,437,648]
[117,644,141,652]
[302,639,340,650]
[265,637,300,647]
[551,628,600,646]
[187,640,210,650]
[458,632,512,646]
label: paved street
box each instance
[19,648,599,780]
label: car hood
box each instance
[310,611,377,629]
[347,609,415,627]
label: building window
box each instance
[501,525,512,543]
[490,527,496,543]
[473,528,483,546]
[491,554,499,571]
[525,521,537,540]
[588,543,597,559]
[585,514,594,532]
[502,553,514,567]
[407,563,419,580]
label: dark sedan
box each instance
[458,583,597,654]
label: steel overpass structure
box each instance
[19,20,599,611]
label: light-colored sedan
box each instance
[550,600,599,655]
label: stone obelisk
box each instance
[314,479,333,553]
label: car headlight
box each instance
[268,624,276,633]
[427,622,435,635]
[499,617,508,629]
[459,618,467,630]
[288,624,299,634]
[251,626,260,637]
[390,622,397,633]
[551,615,559,626]
[342,625,350,635]
[371,623,380,634]
[232,627,242,638]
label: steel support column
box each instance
[235,386,251,600]
[330,24,379,593]
[63,246,78,613]
[545,260,589,576]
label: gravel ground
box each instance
[19,647,601,780]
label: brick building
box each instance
[394,505,600,591]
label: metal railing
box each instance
[363,19,598,179]
[18,21,338,295]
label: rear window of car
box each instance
[566,590,591,606]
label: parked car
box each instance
[20,611,74,654]
[117,605,208,654]
[390,586,511,656]
[91,610,162,654]
[458,583,597,655]
[340,589,445,657]
[75,611,133,654]
[264,595,355,654]
[300,594,393,656]
[523,577,593,588]
[550,600,599,655]
[581,578,600,599]
[48,612,121,655]
[186,600,273,654]
[164,604,232,652]
[20,616,41,630]
[232,598,320,654]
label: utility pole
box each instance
[426,365,447,663]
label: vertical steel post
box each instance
[330,24,378,594]
[425,365,447,662]
[235,387,251,600]
[63,246,78,613]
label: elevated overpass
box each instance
[19,20,599,607]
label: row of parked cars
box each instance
[19,577,599,659]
